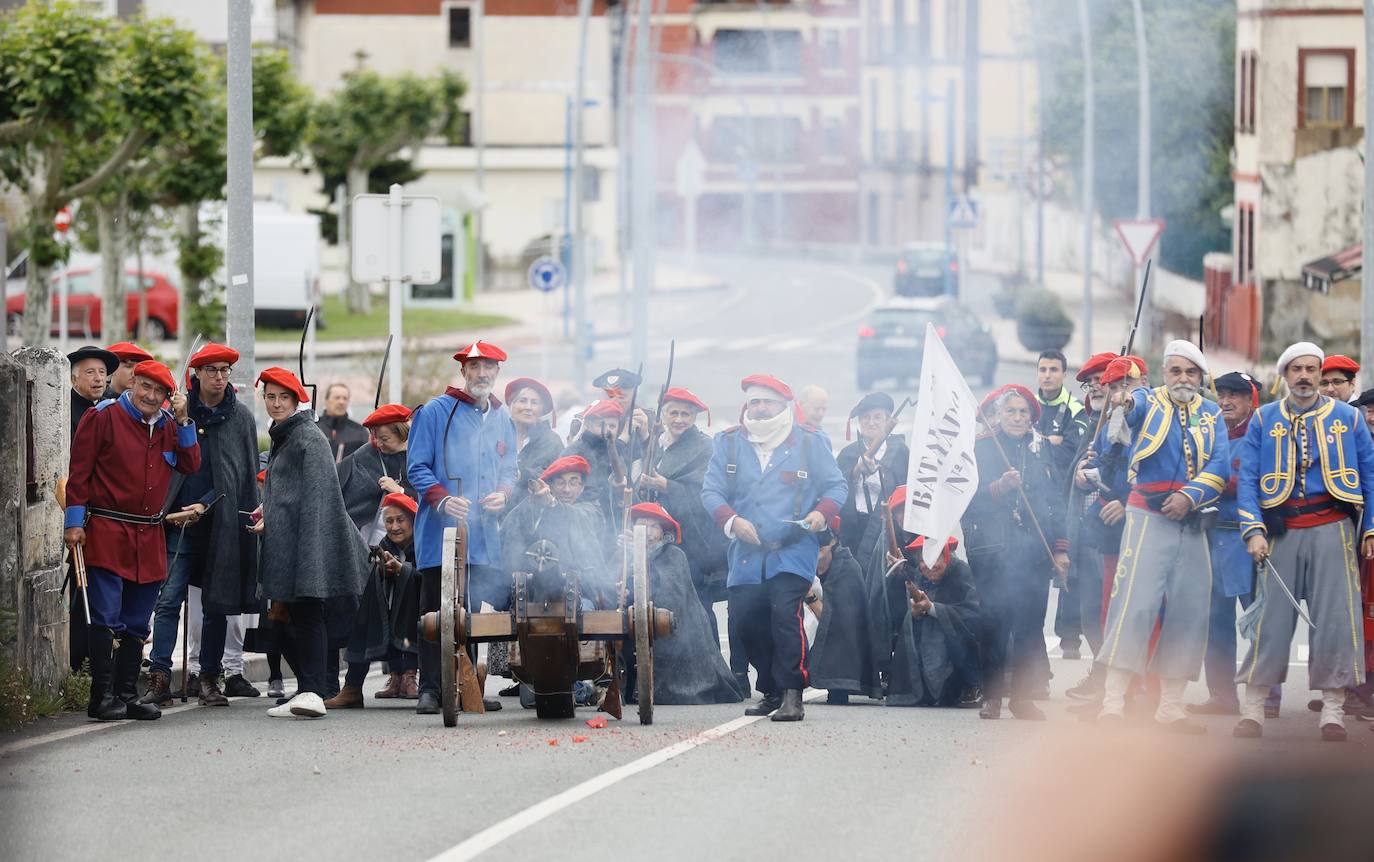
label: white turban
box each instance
[1276,342,1324,379]
[1163,340,1209,376]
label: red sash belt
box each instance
[1128,480,1184,512]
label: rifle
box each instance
[637,341,676,503]
[1086,259,1156,456]
[375,334,395,479]
[298,305,318,418]
[851,397,912,484]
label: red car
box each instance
[6,268,179,341]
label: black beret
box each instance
[1354,388,1374,408]
[849,391,895,418]
[67,345,119,375]
[1213,371,1257,395]
[593,367,641,390]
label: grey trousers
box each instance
[1236,518,1367,691]
[1100,508,1211,679]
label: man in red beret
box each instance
[561,398,631,549]
[702,374,848,721]
[104,341,155,399]
[407,339,518,715]
[142,342,263,707]
[1320,355,1359,403]
[66,361,201,721]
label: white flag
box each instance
[902,323,980,566]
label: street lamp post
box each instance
[1129,0,1152,349]
[1363,0,1374,375]
[1076,0,1094,364]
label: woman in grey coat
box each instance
[250,367,369,718]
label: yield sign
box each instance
[1114,218,1166,266]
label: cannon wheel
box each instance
[439,528,459,728]
[632,525,654,726]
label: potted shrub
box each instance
[1015,288,1074,352]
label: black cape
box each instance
[163,383,261,615]
[506,421,565,515]
[881,557,982,706]
[316,413,369,461]
[638,425,727,595]
[70,388,98,441]
[343,535,421,663]
[835,434,910,554]
[337,442,414,531]
[259,412,370,602]
[620,542,741,705]
[561,432,629,551]
[806,546,882,698]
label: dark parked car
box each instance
[855,297,997,389]
[893,242,958,297]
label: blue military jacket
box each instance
[407,387,518,570]
[701,425,848,587]
[1237,396,1374,540]
[1118,385,1229,510]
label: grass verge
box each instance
[0,653,73,731]
[256,294,516,342]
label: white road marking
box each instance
[427,691,825,862]
[766,337,815,352]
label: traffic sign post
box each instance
[352,184,442,404]
[1114,218,1165,353]
[947,196,978,298]
[528,255,566,382]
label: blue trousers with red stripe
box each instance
[727,572,811,695]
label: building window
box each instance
[1236,50,1258,134]
[1298,49,1353,129]
[710,116,803,163]
[448,6,472,49]
[819,29,843,68]
[1235,203,1256,284]
[823,117,843,158]
[713,29,803,75]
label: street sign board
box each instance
[351,193,442,284]
[948,196,978,229]
[1113,218,1166,266]
[527,256,566,293]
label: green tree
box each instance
[309,66,465,314]
[1031,0,1234,277]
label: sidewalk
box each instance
[255,263,727,361]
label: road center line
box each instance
[427,692,825,862]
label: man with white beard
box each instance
[702,374,847,722]
[1094,341,1229,733]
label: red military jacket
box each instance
[65,393,201,584]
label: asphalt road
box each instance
[6,254,1372,861]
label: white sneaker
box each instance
[266,699,295,718]
[288,692,327,718]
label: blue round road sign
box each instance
[528,256,566,293]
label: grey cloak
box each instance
[638,425,727,598]
[337,442,414,530]
[343,535,420,663]
[505,421,565,515]
[259,411,370,603]
[620,542,741,705]
[806,546,883,698]
[881,557,982,707]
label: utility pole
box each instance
[1362,0,1374,374]
[474,0,486,297]
[629,0,655,369]
[225,0,255,414]
[1076,0,1094,364]
[572,0,594,391]
[1129,0,1152,349]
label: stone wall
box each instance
[0,348,69,691]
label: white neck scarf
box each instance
[743,408,794,452]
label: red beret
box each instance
[663,387,709,413]
[979,384,1042,422]
[257,366,309,403]
[363,403,412,428]
[256,469,266,483]
[380,492,418,516]
[582,400,624,420]
[453,340,508,363]
[189,342,240,369]
[106,341,154,363]
[887,485,907,512]
[629,502,682,543]
[540,455,591,481]
[1322,355,1360,375]
[1101,356,1147,386]
[504,377,555,418]
[1076,352,1117,382]
[741,374,793,401]
[132,360,175,392]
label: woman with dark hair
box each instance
[503,377,564,515]
[962,384,1068,721]
[250,367,370,718]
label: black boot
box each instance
[86,627,127,721]
[114,635,161,721]
[745,693,782,716]
[770,689,804,722]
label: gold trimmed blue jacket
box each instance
[1120,385,1229,509]
[1237,396,1374,539]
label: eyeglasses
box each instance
[200,366,233,379]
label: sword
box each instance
[1262,556,1315,629]
[72,544,91,625]
[375,333,394,411]
[176,334,205,395]
[298,305,318,418]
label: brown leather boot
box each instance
[198,674,230,707]
[140,670,173,706]
[374,672,403,699]
[323,684,364,709]
[399,669,419,699]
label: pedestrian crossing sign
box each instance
[948,196,978,229]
